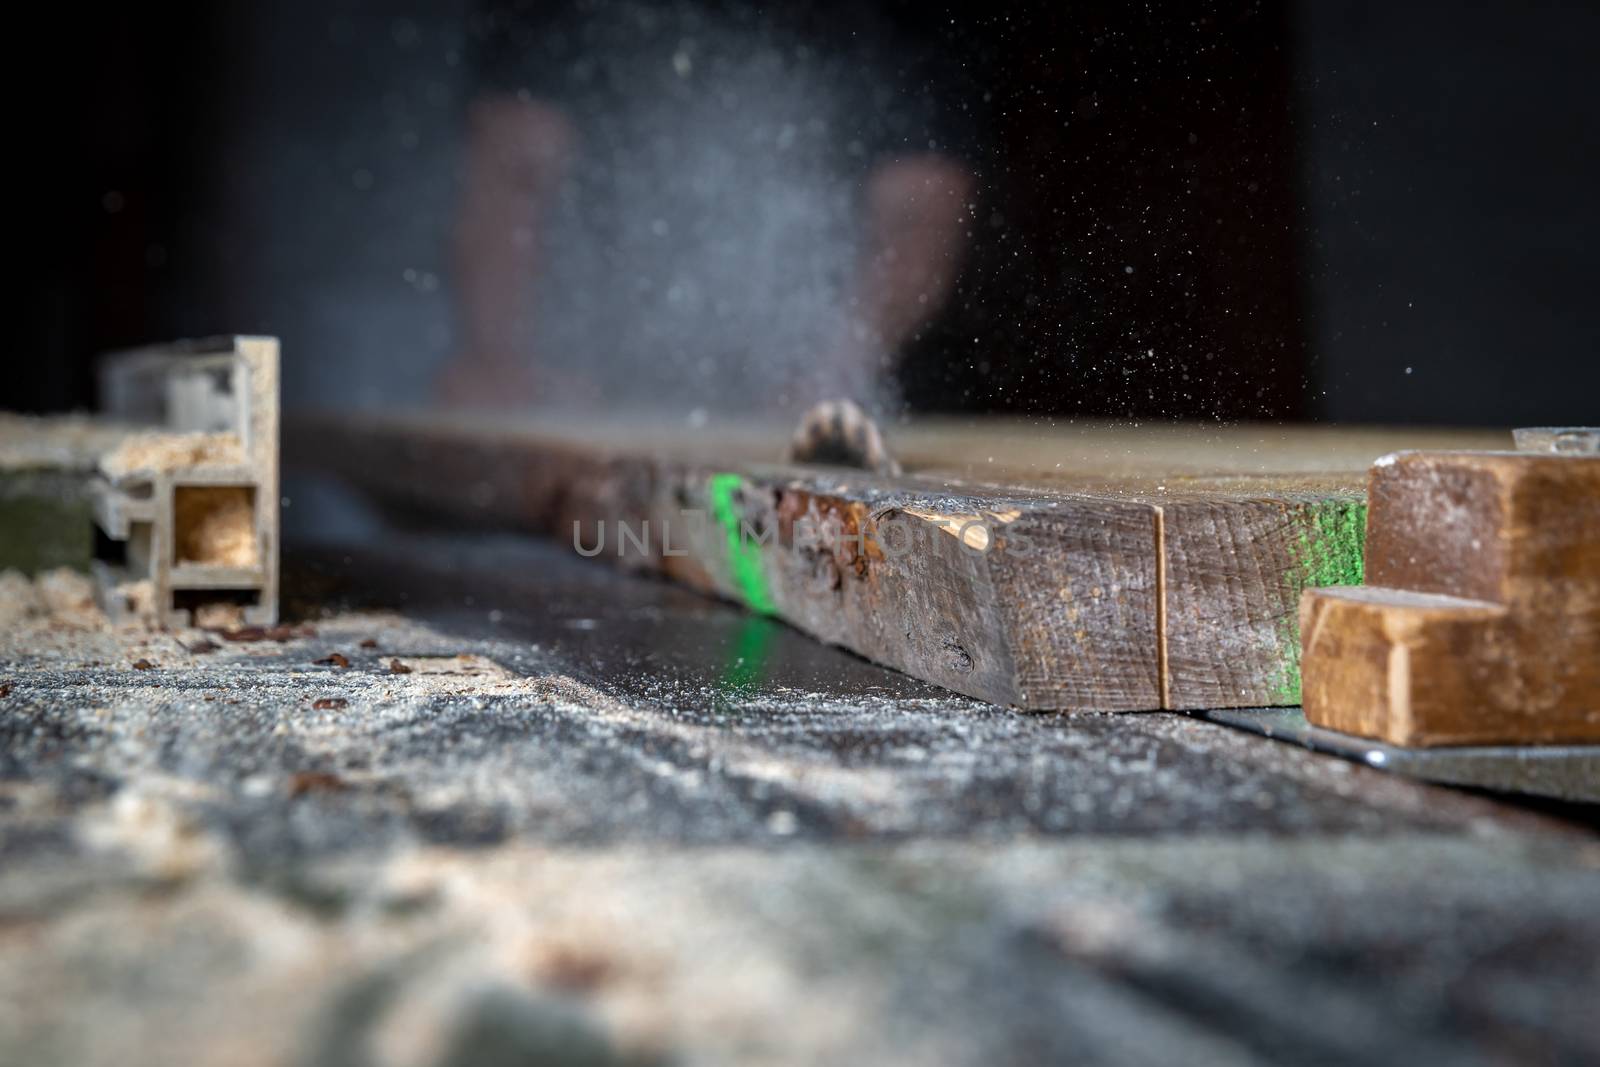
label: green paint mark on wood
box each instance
[1296,501,1367,588]
[1272,499,1368,703]
[708,472,776,616]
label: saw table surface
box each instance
[314,411,1505,482]
[2,531,1597,1066]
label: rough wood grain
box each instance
[297,412,1506,711]
[1158,481,1367,709]
[1301,451,1600,745]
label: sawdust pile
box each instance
[0,567,99,627]
[174,486,257,567]
[99,431,244,479]
[115,579,155,618]
[0,570,36,627]
[192,601,247,630]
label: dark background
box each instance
[14,1,1600,425]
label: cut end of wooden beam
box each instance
[1160,492,1367,710]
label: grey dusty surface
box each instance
[2,533,1599,1066]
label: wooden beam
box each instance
[296,413,1505,711]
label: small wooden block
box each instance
[1301,450,1600,746]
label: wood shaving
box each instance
[34,568,96,615]
[116,579,155,618]
[0,567,101,627]
[192,602,247,630]
[99,431,244,479]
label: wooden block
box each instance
[1301,450,1600,746]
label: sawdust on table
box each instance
[0,569,39,627]
[99,431,244,479]
[34,567,97,615]
[0,566,99,628]
[193,602,247,630]
[115,578,156,618]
